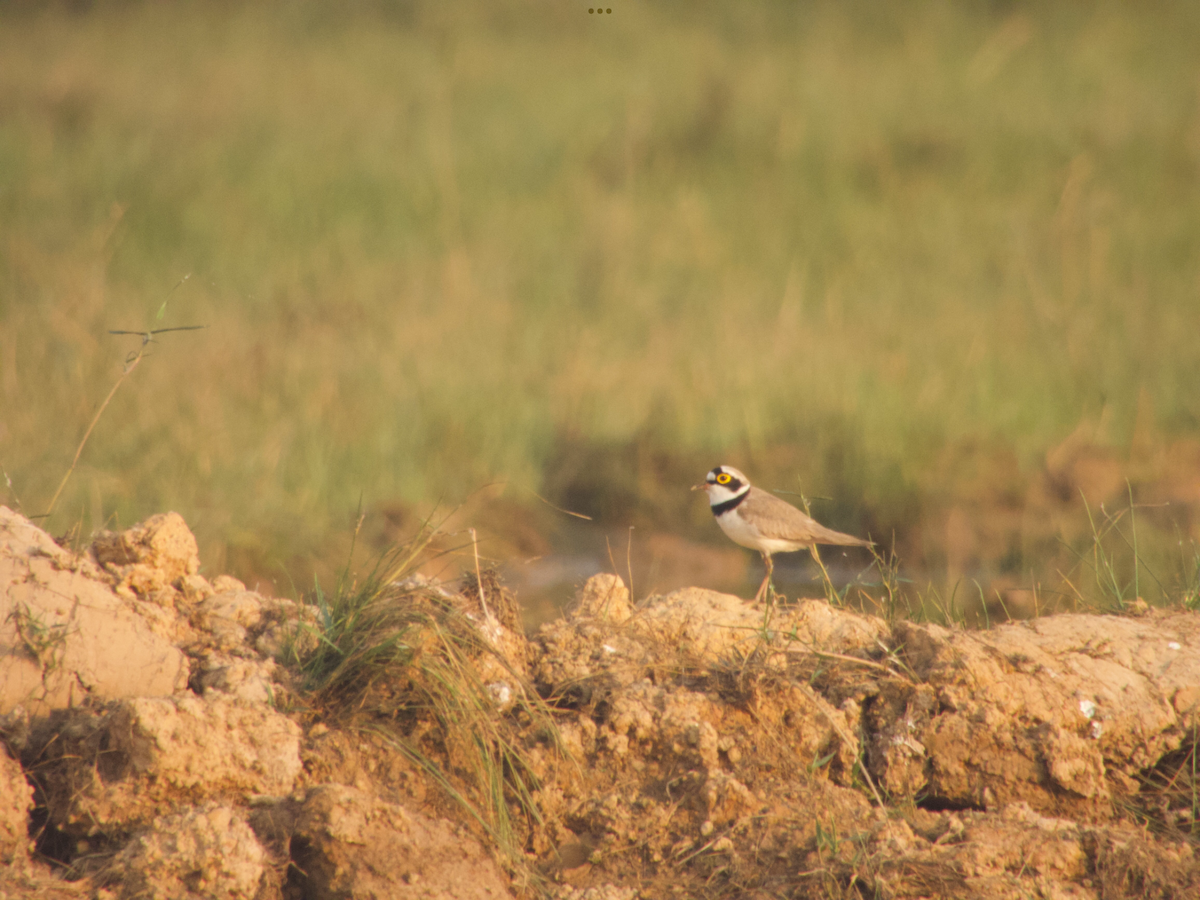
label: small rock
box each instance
[0,750,32,864]
[571,574,632,623]
[92,512,200,598]
[194,654,277,704]
[292,785,511,899]
[211,575,247,593]
[32,694,302,836]
[111,805,266,900]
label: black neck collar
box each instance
[710,491,748,516]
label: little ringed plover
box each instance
[693,465,872,603]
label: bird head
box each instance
[692,465,750,502]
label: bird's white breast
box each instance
[714,508,805,555]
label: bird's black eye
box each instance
[716,472,732,485]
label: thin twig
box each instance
[1056,569,1085,611]
[807,648,914,682]
[42,347,146,519]
[528,489,592,520]
[108,325,206,337]
[469,527,492,621]
[626,525,635,600]
[676,833,727,865]
[809,544,838,603]
[796,681,887,811]
[42,284,204,520]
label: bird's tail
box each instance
[813,524,873,547]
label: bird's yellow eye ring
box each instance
[716,473,732,485]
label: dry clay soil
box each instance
[2,504,1199,900]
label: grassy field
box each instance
[2,1,1199,606]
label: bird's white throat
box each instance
[705,483,749,507]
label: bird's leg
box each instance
[755,552,775,605]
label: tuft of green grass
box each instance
[7,602,72,673]
[1053,490,1184,613]
[1181,551,1200,613]
[288,525,560,869]
[833,482,1200,627]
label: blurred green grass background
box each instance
[2,0,1199,606]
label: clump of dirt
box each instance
[287,785,512,900]
[2,505,1199,899]
[104,805,270,900]
[1,746,33,864]
[92,512,201,600]
[26,694,302,842]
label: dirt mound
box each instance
[0,507,188,714]
[887,612,1200,816]
[287,784,512,900]
[1,505,1198,899]
[527,581,1199,899]
[107,805,269,900]
[27,694,302,841]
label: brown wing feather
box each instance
[741,488,873,547]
